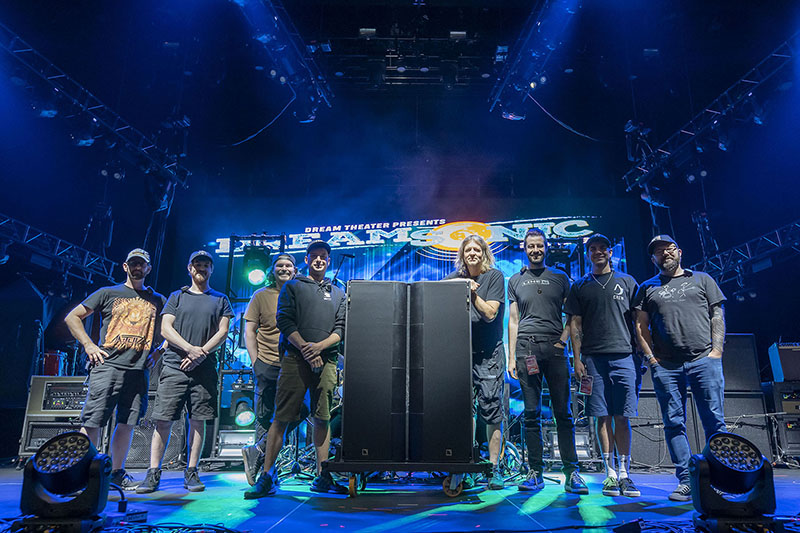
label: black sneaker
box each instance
[564,471,589,495]
[244,472,276,499]
[602,476,620,497]
[619,477,641,497]
[310,472,348,494]
[487,465,505,490]
[109,469,141,491]
[517,470,544,492]
[135,468,161,494]
[184,467,206,492]
[241,444,264,486]
[669,483,691,502]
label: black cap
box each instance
[189,250,214,263]
[306,240,331,254]
[647,234,678,255]
[585,233,611,249]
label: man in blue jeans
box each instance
[633,235,726,502]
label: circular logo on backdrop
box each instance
[430,221,494,251]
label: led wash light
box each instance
[243,246,271,286]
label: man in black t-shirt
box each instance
[508,229,588,494]
[566,234,641,498]
[137,250,233,494]
[64,248,166,490]
[633,235,727,502]
[444,234,506,490]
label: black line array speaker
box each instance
[631,392,701,468]
[640,333,761,392]
[341,281,473,464]
[18,376,94,457]
[409,281,473,463]
[126,391,186,468]
[722,392,773,461]
[341,281,407,462]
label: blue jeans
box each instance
[650,355,726,483]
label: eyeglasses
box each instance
[653,245,678,256]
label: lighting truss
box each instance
[0,212,117,284]
[622,31,800,192]
[691,219,800,285]
[0,21,190,188]
[233,0,333,117]
[488,0,580,118]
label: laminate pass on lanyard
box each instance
[525,353,539,375]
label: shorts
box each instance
[151,364,218,421]
[80,364,148,427]
[584,353,640,418]
[274,353,337,423]
[472,345,505,425]
[253,359,281,428]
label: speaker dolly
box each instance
[322,459,494,498]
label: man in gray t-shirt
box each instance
[633,235,726,503]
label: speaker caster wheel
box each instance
[442,474,463,497]
[348,475,358,497]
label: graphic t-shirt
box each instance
[161,287,234,370]
[244,286,281,367]
[81,284,166,370]
[632,270,726,362]
[564,271,638,354]
[444,268,506,356]
[508,267,571,337]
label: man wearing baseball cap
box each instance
[565,234,641,498]
[138,250,233,494]
[633,235,727,502]
[245,239,346,498]
[64,248,166,490]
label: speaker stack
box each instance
[763,343,800,460]
[340,280,473,466]
[125,392,186,469]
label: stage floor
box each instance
[1,467,799,532]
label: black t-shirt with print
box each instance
[508,267,570,337]
[633,270,726,362]
[81,284,166,370]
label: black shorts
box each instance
[472,345,505,425]
[80,364,148,427]
[253,358,281,428]
[151,364,218,421]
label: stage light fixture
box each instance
[441,61,457,90]
[243,245,270,286]
[690,432,777,532]
[234,401,256,427]
[18,431,111,529]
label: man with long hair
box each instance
[444,234,506,489]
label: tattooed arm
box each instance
[709,303,725,358]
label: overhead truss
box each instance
[692,219,800,285]
[0,212,117,284]
[0,21,190,187]
[623,31,800,192]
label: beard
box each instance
[129,271,145,280]
[660,257,679,273]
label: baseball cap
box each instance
[585,234,611,249]
[647,234,678,255]
[125,248,151,264]
[306,240,331,254]
[189,250,214,264]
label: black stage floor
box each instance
[1,467,799,532]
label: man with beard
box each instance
[240,254,310,486]
[64,248,166,490]
[444,235,506,490]
[633,235,726,502]
[508,228,588,494]
[245,240,346,499]
[137,250,233,494]
[566,234,641,498]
